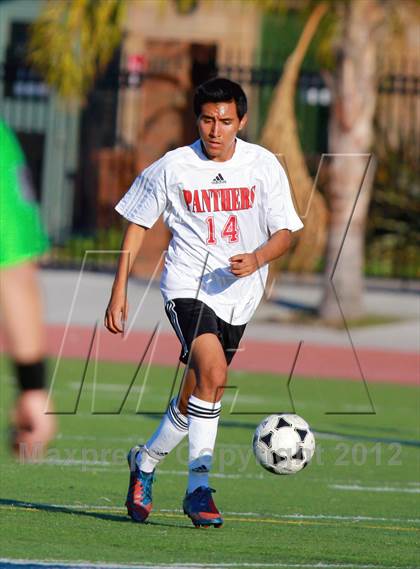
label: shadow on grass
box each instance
[0,498,192,529]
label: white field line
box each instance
[65,383,268,405]
[14,460,265,480]
[42,458,113,467]
[330,484,420,494]
[5,459,419,492]
[55,434,250,448]
[3,458,414,492]
[54,430,403,444]
[159,509,420,525]
[7,459,420,490]
[3,462,261,479]
[0,561,418,569]
[48,411,420,432]
[3,501,420,525]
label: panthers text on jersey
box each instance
[115,138,303,325]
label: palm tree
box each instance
[260,0,406,323]
[318,0,386,322]
[260,2,329,273]
[28,0,125,102]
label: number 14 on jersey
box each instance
[206,215,239,245]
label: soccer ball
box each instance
[253,413,315,475]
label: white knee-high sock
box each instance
[138,397,188,473]
[187,395,221,493]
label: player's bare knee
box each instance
[199,364,227,392]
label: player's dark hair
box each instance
[193,77,247,120]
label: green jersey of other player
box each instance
[0,120,49,267]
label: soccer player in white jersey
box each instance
[105,77,303,527]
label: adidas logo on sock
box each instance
[211,173,226,184]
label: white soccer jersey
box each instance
[116,138,303,325]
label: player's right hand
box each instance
[104,291,128,334]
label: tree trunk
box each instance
[260,2,329,272]
[319,0,385,322]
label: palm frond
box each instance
[28,0,126,103]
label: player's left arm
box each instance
[229,229,291,278]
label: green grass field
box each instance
[1,356,419,569]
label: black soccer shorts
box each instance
[164,298,246,366]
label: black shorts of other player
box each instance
[165,298,246,365]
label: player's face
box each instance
[197,101,247,162]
